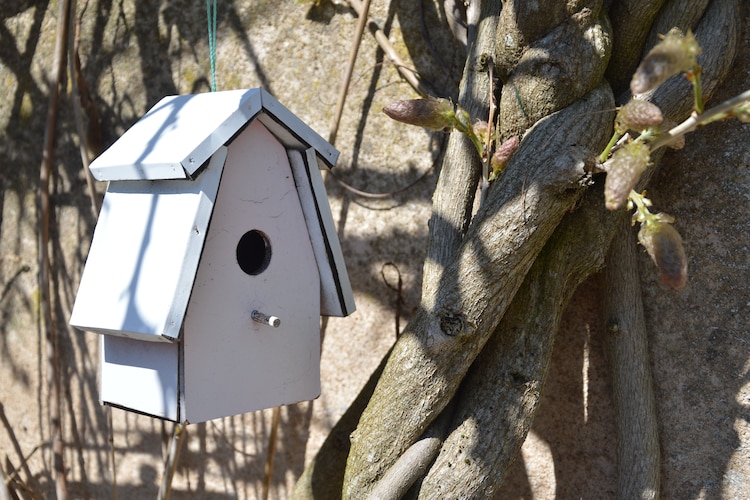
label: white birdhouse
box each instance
[70,88,355,424]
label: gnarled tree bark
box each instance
[293,0,741,497]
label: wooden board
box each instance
[182,121,322,423]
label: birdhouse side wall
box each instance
[288,148,355,317]
[99,334,180,420]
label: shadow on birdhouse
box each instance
[70,89,355,424]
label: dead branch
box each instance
[68,0,102,219]
[347,0,434,97]
[262,407,282,500]
[157,424,186,500]
[39,0,72,497]
[0,403,38,495]
[329,0,372,145]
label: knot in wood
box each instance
[608,323,623,336]
[439,311,467,337]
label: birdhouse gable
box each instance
[89,88,339,181]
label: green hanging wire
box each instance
[206,0,217,92]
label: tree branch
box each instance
[417,183,623,497]
[606,0,667,93]
[602,218,660,499]
[421,0,502,308]
[412,0,740,495]
[39,0,72,498]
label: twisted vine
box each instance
[293,0,741,497]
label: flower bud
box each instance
[473,120,489,147]
[615,99,663,133]
[630,29,701,94]
[383,98,455,130]
[638,220,688,289]
[604,142,651,210]
[490,136,519,180]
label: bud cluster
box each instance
[615,99,664,134]
[383,97,515,181]
[490,136,520,181]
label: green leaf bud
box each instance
[604,142,651,210]
[615,99,664,133]
[638,220,688,289]
[383,97,456,130]
[631,29,701,94]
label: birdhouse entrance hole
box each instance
[237,229,271,275]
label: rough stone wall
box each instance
[0,0,747,498]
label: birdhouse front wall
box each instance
[181,119,322,423]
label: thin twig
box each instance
[480,56,496,204]
[381,263,404,337]
[108,407,117,500]
[329,0,372,145]
[68,0,101,218]
[158,424,186,500]
[0,459,10,500]
[0,403,38,494]
[261,407,282,500]
[63,369,91,497]
[3,456,39,500]
[39,0,72,497]
[326,133,444,198]
[650,88,750,150]
[347,0,434,97]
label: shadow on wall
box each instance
[0,1,446,496]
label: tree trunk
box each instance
[343,83,615,497]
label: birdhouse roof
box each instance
[89,88,339,181]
